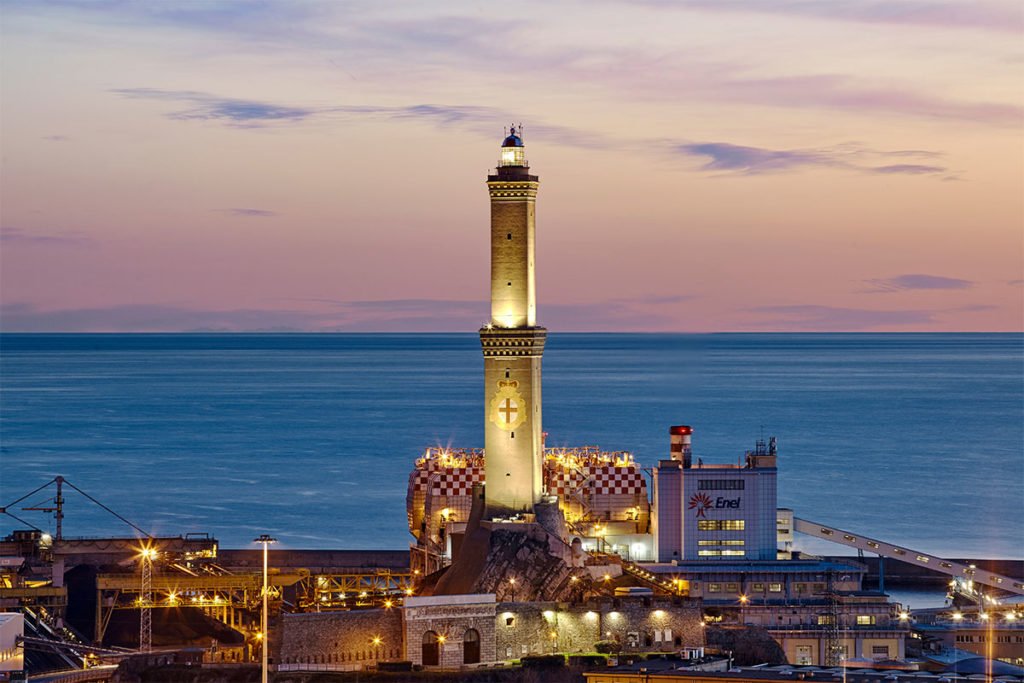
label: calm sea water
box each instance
[2,334,1021,569]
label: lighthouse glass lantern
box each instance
[499,126,527,167]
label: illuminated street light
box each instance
[253,534,277,683]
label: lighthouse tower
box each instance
[481,126,546,517]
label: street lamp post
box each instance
[254,535,277,683]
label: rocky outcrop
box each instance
[430,487,589,601]
[475,525,587,602]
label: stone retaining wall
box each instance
[279,609,402,667]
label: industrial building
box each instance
[653,425,779,563]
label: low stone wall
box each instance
[495,597,704,660]
[280,596,703,670]
[279,609,402,667]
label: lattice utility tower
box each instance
[139,548,155,653]
[823,569,842,666]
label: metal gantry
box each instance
[297,570,417,610]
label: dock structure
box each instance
[794,518,1024,596]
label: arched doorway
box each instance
[463,628,480,664]
[421,630,440,666]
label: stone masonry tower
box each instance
[481,126,546,517]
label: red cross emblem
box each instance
[498,398,518,424]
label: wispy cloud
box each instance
[42,135,70,142]
[679,143,829,173]
[869,164,947,174]
[111,88,315,125]
[0,227,94,247]
[111,90,616,148]
[113,88,948,178]
[862,273,975,293]
[0,303,330,333]
[714,74,1023,126]
[662,0,1024,34]
[675,141,947,176]
[742,299,997,330]
[746,304,937,330]
[0,295,694,333]
[221,208,278,218]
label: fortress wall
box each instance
[279,609,402,666]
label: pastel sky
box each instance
[1,0,1022,332]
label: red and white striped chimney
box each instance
[669,425,693,468]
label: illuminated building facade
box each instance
[654,426,778,562]
[407,446,651,573]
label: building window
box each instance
[708,583,722,593]
[768,583,783,592]
[698,540,745,546]
[871,645,889,657]
[817,615,835,625]
[698,480,745,490]
[505,616,515,627]
[856,615,876,625]
[697,520,745,531]
[795,583,806,593]
[507,233,512,240]
[697,550,747,557]
[726,583,739,592]
[812,583,826,594]
[752,583,765,592]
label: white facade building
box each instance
[654,426,778,562]
[0,612,24,674]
